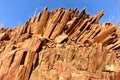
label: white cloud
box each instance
[0,24,4,28]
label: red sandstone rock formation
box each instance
[0,7,120,80]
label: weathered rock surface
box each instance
[0,7,120,80]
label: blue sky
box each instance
[0,0,120,27]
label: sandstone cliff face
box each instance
[0,7,120,80]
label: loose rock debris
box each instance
[0,7,120,80]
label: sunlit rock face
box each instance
[0,7,120,80]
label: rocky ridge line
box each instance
[0,7,120,80]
